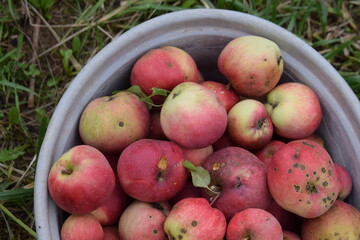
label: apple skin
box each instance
[169,179,202,206]
[79,91,150,154]
[130,46,199,104]
[149,110,167,140]
[226,208,283,240]
[227,99,274,150]
[118,201,171,240]
[301,200,360,240]
[253,140,285,171]
[48,145,115,215]
[60,214,104,240]
[103,226,120,240]
[282,230,301,240]
[218,35,284,97]
[212,132,236,151]
[265,82,322,139]
[117,139,188,202]
[266,198,303,234]
[201,147,271,220]
[160,82,228,149]
[181,145,213,166]
[200,81,240,112]
[91,177,131,226]
[164,197,227,240]
[334,163,353,201]
[267,139,339,218]
[303,132,325,147]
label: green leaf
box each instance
[0,145,27,162]
[8,106,20,125]
[182,161,211,188]
[0,80,39,96]
[0,188,34,202]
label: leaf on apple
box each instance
[121,85,169,109]
[183,161,211,189]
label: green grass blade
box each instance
[0,188,34,202]
[0,80,39,96]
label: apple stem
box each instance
[208,190,221,207]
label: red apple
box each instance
[253,140,285,170]
[265,82,322,139]
[164,197,227,240]
[48,145,115,215]
[218,35,284,97]
[226,208,283,240]
[61,214,103,240]
[181,145,213,166]
[201,147,271,220]
[160,82,227,149]
[334,163,353,201]
[117,139,188,202]
[149,110,167,140]
[103,226,120,240]
[227,99,274,150]
[118,201,171,240]
[79,91,150,154]
[267,139,339,218]
[130,46,198,104]
[201,81,240,112]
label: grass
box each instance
[0,0,359,239]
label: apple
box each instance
[79,91,150,154]
[226,208,283,240]
[227,99,274,150]
[160,82,228,149]
[267,139,339,218]
[266,198,303,234]
[91,179,131,226]
[253,140,285,170]
[103,226,120,240]
[334,163,353,201]
[282,231,301,240]
[60,214,103,240]
[265,82,322,139]
[212,132,236,151]
[117,139,188,202]
[149,110,167,140]
[130,46,199,104]
[118,201,171,240]
[301,200,360,240]
[201,146,271,220]
[169,179,202,206]
[164,197,227,240]
[48,145,115,215]
[218,35,284,97]
[303,132,325,147]
[181,145,213,166]
[201,80,240,112]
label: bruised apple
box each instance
[117,139,188,202]
[201,147,271,220]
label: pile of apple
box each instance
[47,35,360,240]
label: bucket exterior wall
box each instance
[34,9,360,240]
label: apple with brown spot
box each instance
[267,139,339,218]
[79,91,150,154]
[201,147,271,220]
[164,197,226,240]
[118,201,170,240]
[218,35,284,97]
[130,46,199,104]
[117,139,188,202]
